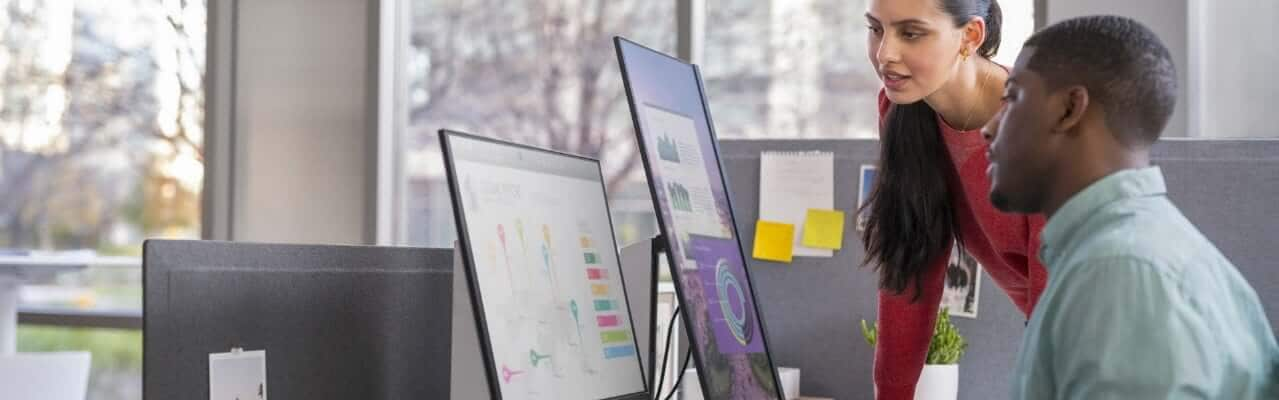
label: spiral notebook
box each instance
[759,151,835,258]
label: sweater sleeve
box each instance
[873,244,950,399]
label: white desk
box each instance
[0,254,137,355]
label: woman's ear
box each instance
[963,17,987,55]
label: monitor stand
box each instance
[450,244,488,399]
[616,236,667,387]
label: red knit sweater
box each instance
[872,90,1049,399]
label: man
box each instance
[983,15,1279,399]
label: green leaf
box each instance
[860,309,966,364]
[860,319,878,347]
[925,308,967,365]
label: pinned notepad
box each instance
[753,220,795,263]
[802,209,845,250]
[759,151,835,257]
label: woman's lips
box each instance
[882,73,910,90]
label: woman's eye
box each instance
[867,25,883,35]
[902,31,924,40]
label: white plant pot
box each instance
[913,364,958,400]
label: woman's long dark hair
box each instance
[861,0,1003,301]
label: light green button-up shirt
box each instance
[1011,167,1279,399]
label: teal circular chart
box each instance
[715,259,754,346]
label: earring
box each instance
[961,48,971,61]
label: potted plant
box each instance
[861,308,967,400]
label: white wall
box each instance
[1189,0,1279,138]
[1046,0,1190,138]
[205,0,379,244]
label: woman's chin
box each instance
[883,87,924,105]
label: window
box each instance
[394,1,1037,249]
[1188,0,1279,138]
[400,0,674,248]
[2,1,205,399]
[701,0,1036,139]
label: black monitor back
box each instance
[143,240,453,399]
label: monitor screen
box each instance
[613,37,783,399]
[440,130,648,400]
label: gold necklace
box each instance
[958,60,990,131]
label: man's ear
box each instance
[1051,86,1090,135]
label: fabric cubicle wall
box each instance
[718,138,1279,400]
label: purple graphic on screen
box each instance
[688,235,764,354]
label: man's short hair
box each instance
[1024,15,1177,145]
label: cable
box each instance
[663,347,693,400]
[653,306,680,399]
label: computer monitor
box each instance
[613,37,785,399]
[439,130,649,400]
[142,240,454,399]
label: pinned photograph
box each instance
[856,164,877,231]
[941,242,982,319]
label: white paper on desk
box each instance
[210,349,266,400]
[0,352,91,400]
[759,151,835,257]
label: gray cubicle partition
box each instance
[719,138,1279,400]
[143,240,454,399]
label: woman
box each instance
[860,0,1048,398]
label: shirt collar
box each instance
[1039,167,1167,267]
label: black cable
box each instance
[653,306,681,399]
[663,347,693,400]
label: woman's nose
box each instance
[876,37,901,64]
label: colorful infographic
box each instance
[617,38,781,399]
[637,102,779,399]
[688,235,763,354]
[448,134,645,400]
[644,104,733,247]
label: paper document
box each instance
[759,151,835,257]
[210,349,266,400]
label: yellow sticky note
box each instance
[802,208,846,250]
[591,284,609,296]
[753,220,795,263]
